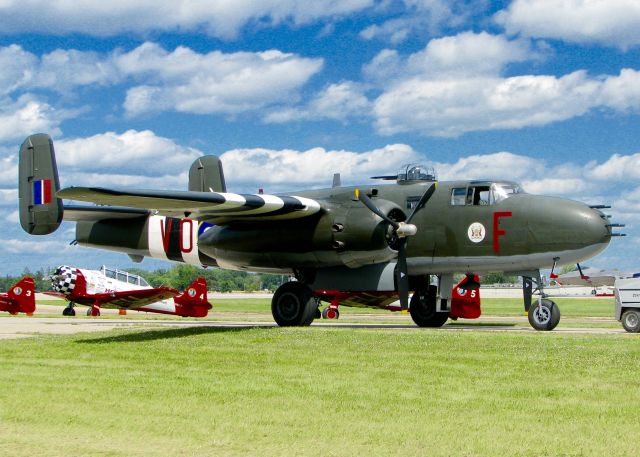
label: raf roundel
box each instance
[13,287,22,295]
[188,288,196,298]
[467,222,486,243]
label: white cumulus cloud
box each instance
[0,0,374,39]
[264,82,371,123]
[365,32,640,137]
[0,95,73,143]
[220,144,420,189]
[495,0,640,49]
[54,130,203,176]
[119,43,324,117]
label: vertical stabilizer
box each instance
[1,277,36,314]
[19,134,63,234]
[189,156,226,193]
[174,277,212,317]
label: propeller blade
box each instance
[406,182,437,224]
[355,189,400,229]
[396,239,409,310]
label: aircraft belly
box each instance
[408,242,609,274]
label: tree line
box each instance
[1,264,517,294]
[0,265,288,293]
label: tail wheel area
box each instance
[528,299,560,331]
[409,285,448,328]
[271,281,317,327]
[621,310,640,333]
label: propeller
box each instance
[355,183,437,309]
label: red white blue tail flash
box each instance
[33,179,52,205]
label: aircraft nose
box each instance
[571,205,611,246]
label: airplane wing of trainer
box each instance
[83,287,179,310]
[58,187,321,224]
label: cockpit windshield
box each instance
[492,182,523,203]
[450,182,523,206]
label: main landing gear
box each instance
[271,281,317,326]
[409,283,449,328]
[62,303,76,316]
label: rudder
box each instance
[19,134,63,235]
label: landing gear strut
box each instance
[271,281,317,327]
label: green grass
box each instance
[1,328,638,456]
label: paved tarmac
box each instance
[0,313,630,340]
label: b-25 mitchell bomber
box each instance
[18,134,620,330]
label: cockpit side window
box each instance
[473,186,491,205]
[451,182,522,206]
[451,188,466,206]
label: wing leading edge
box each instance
[58,187,321,223]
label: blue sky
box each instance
[0,0,639,275]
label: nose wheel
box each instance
[528,298,560,331]
[523,270,562,331]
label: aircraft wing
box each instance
[88,287,179,309]
[63,204,149,221]
[58,187,321,223]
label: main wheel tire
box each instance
[62,306,75,316]
[621,310,640,333]
[528,299,560,331]
[409,285,448,328]
[271,282,317,327]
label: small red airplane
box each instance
[46,265,212,317]
[0,277,36,315]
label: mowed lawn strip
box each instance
[0,328,638,456]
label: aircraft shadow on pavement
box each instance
[76,324,273,344]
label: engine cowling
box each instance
[329,198,406,252]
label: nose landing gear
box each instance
[523,270,561,331]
